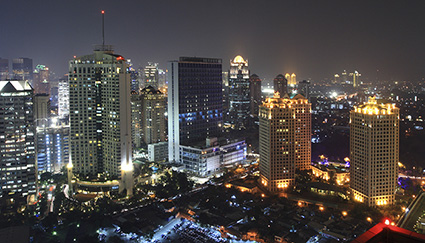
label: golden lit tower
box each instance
[350,97,399,207]
[259,93,311,192]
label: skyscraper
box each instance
[68,45,132,181]
[249,74,262,117]
[0,58,9,80]
[140,85,166,145]
[131,91,142,149]
[168,57,223,163]
[0,80,36,197]
[58,76,69,119]
[350,97,399,207]
[12,58,32,81]
[259,93,311,192]
[298,80,310,100]
[273,74,287,96]
[228,55,250,129]
[32,64,50,95]
[144,62,159,88]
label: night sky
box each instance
[1,1,425,82]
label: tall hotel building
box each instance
[68,45,133,182]
[0,81,36,197]
[350,97,399,207]
[168,57,223,163]
[228,55,250,129]
[259,93,311,192]
[140,85,166,144]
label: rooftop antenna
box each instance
[101,10,105,46]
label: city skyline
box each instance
[1,1,425,81]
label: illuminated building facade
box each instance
[68,45,133,182]
[285,73,296,86]
[32,64,50,95]
[229,55,250,129]
[131,91,142,149]
[37,124,69,173]
[144,62,159,88]
[249,74,262,117]
[12,58,32,81]
[0,58,9,80]
[350,97,399,207]
[58,77,69,119]
[0,80,36,197]
[168,57,223,163]
[273,74,287,96]
[179,138,246,177]
[140,85,166,145]
[259,93,311,192]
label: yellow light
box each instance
[367,217,372,222]
[342,211,347,217]
[67,163,73,169]
[319,206,324,211]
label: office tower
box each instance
[350,97,399,207]
[127,59,139,92]
[0,58,8,80]
[32,64,50,95]
[58,77,69,119]
[273,74,287,96]
[141,86,166,145]
[0,80,36,197]
[350,70,361,87]
[228,55,250,129]
[249,74,262,117]
[34,94,50,126]
[341,70,348,83]
[144,62,159,88]
[259,93,311,192]
[68,45,132,181]
[37,123,69,173]
[158,69,167,88]
[222,71,230,112]
[286,73,296,86]
[168,57,223,163]
[12,58,32,81]
[298,80,311,100]
[131,91,142,149]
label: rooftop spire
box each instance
[101,10,105,46]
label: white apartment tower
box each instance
[350,97,399,207]
[259,93,311,192]
[68,46,133,182]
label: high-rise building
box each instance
[286,73,296,86]
[0,80,36,197]
[34,94,50,126]
[0,58,9,80]
[140,85,166,145]
[298,80,311,100]
[144,62,159,88]
[36,123,69,173]
[249,74,262,117]
[32,64,50,95]
[259,93,311,192]
[168,57,223,163]
[228,55,250,129]
[58,77,69,119]
[350,97,399,207]
[131,91,142,150]
[350,70,361,87]
[68,45,132,182]
[127,59,139,92]
[273,74,287,96]
[12,58,32,81]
